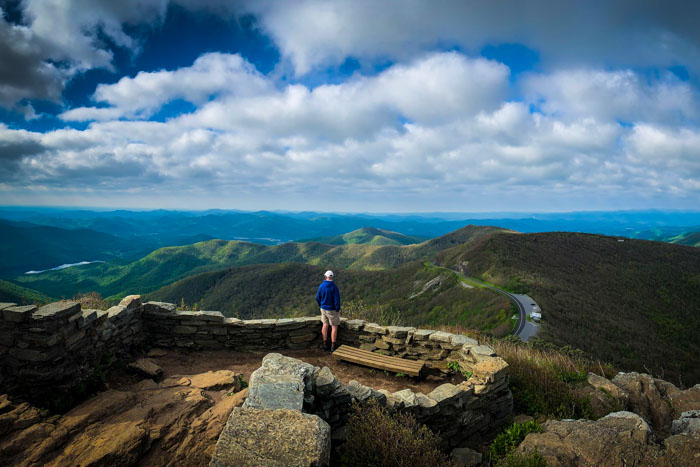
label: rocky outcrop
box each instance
[515,372,700,466]
[0,370,247,466]
[516,411,700,466]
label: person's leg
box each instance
[330,310,340,351]
[321,309,330,351]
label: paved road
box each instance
[431,264,540,341]
[511,294,541,342]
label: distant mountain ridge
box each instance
[1,207,698,246]
[13,225,507,300]
[300,227,427,245]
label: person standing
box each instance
[316,270,341,351]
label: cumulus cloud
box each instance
[242,0,700,76]
[522,69,699,124]
[0,0,167,109]
[1,2,699,210]
[173,52,509,141]
[61,53,270,121]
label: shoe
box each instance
[322,341,330,351]
[330,343,340,352]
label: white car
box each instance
[531,311,541,322]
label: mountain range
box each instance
[2,208,700,386]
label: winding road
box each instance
[432,264,541,341]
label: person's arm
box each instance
[316,286,321,307]
[334,285,340,312]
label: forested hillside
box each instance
[146,262,515,335]
[437,232,700,386]
[0,279,53,304]
[301,227,427,245]
[14,225,507,300]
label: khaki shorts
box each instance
[320,308,340,326]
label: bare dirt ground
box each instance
[109,347,464,394]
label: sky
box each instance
[0,0,699,212]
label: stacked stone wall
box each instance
[141,302,512,447]
[0,297,144,398]
[1,298,512,447]
[142,302,324,350]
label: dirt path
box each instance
[109,348,463,395]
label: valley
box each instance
[2,210,700,386]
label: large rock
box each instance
[579,373,629,418]
[247,353,318,407]
[612,372,678,435]
[671,410,700,436]
[249,353,317,390]
[516,411,665,466]
[127,358,164,380]
[669,384,700,419]
[244,374,305,411]
[210,407,330,467]
[189,370,241,391]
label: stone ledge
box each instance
[32,302,80,321]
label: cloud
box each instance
[0,13,66,107]
[0,124,45,177]
[2,44,699,210]
[243,0,700,76]
[61,53,270,121]
[522,69,699,125]
[0,0,167,109]
[175,52,508,140]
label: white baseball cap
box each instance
[324,270,334,277]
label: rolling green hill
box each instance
[146,261,515,336]
[669,230,700,247]
[436,232,700,386]
[302,227,427,245]
[14,225,508,300]
[0,220,152,277]
[0,279,53,305]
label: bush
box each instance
[490,420,543,464]
[499,450,547,467]
[340,399,455,467]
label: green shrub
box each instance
[490,421,543,464]
[499,449,547,467]
[340,399,455,467]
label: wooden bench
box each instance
[332,345,425,377]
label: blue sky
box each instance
[0,0,699,212]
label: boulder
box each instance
[663,421,700,466]
[189,370,240,391]
[671,410,700,436]
[450,447,482,466]
[612,372,677,435]
[244,375,305,411]
[127,358,164,381]
[516,411,665,466]
[669,384,700,419]
[210,408,330,467]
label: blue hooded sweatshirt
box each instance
[316,280,340,311]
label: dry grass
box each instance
[437,325,616,419]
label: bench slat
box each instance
[332,345,424,376]
[334,347,423,370]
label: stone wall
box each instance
[0,297,144,399]
[1,298,512,448]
